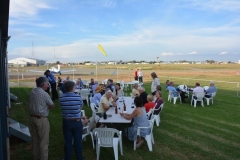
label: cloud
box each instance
[161,52,174,56]
[220,51,228,55]
[10,0,53,18]
[180,0,240,12]
[189,51,197,54]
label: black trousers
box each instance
[51,82,58,100]
[139,76,143,83]
[134,76,138,81]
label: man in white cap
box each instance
[205,81,217,98]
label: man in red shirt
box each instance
[134,69,138,81]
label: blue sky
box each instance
[8,0,240,62]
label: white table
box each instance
[99,97,135,123]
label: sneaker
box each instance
[136,140,144,148]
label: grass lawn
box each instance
[9,83,240,160]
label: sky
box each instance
[8,0,240,62]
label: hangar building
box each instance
[8,57,46,66]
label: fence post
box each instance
[237,83,240,96]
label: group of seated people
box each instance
[165,79,217,104]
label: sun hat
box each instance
[95,86,102,92]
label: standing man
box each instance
[45,70,59,101]
[134,69,138,81]
[138,69,143,83]
[29,77,55,160]
[59,81,84,160]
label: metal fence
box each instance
[9,75,240,97]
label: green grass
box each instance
[9,83,240,160]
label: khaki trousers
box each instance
[30,117,50,160]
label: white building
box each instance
[8,57,46,67]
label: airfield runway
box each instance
[8,64,240,87]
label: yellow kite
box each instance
[98,44,107,56]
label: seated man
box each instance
[92,86,103,107]
[167,82,187,103]
[138,86,148,105]
[192,82,205,104]
[166,80,170,90]
[75,80,81,89]
[89,78,95,89]
[205,81,217,98]
[77,78,84,89]
[60,80,67,94]
[105,79,115,92]
[98,90,116,113]
[91,81,99,94]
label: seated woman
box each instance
[91,86,103,107]
[113,83,124,99]
[131,83,140,97]
[144,95,155,113]
[120,97,151,148]
[154,91,164,115]
[75,80,81,89]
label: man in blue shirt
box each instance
[59,81,84,160]
[205,81,217,98]
[45,70,58,101]
[167,82,187,103]
[106,79,115,92]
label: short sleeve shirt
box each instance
[29,87,53,116]
[98,95,113,112]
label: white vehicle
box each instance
[28,64,75,75]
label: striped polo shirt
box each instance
[59,92,83,118]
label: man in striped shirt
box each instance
[59,81,83,160]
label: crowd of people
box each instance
[29,68,216,160]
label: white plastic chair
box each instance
[59,90,63,95]
[168,90,182,104]
[204,92,216,105]
[203,86,209,91]
[90,103,98,117]
[120,81,125,91]
[134,119,155,151]
[153,103,164,126]
[102,79,108,85]
[191,92,205,107]
[79,90,90,106]
[178,84,189,97]
[72,110,89,144]
[90,128,123,160]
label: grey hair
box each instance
[155,90,162,97]
[210,81,214,85]
[36,77,48,88]
[64,81,75,92]
[138,86,145,91]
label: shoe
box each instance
[136,140,144,148]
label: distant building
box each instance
[8,57,46,67]
[239,59,240,64]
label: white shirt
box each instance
[151,78,160,93]
[193,86,204,95]
[138,71,143,77]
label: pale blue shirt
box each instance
[206,86,217,95]
[92,93,102,106]
[167,86,178,97]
